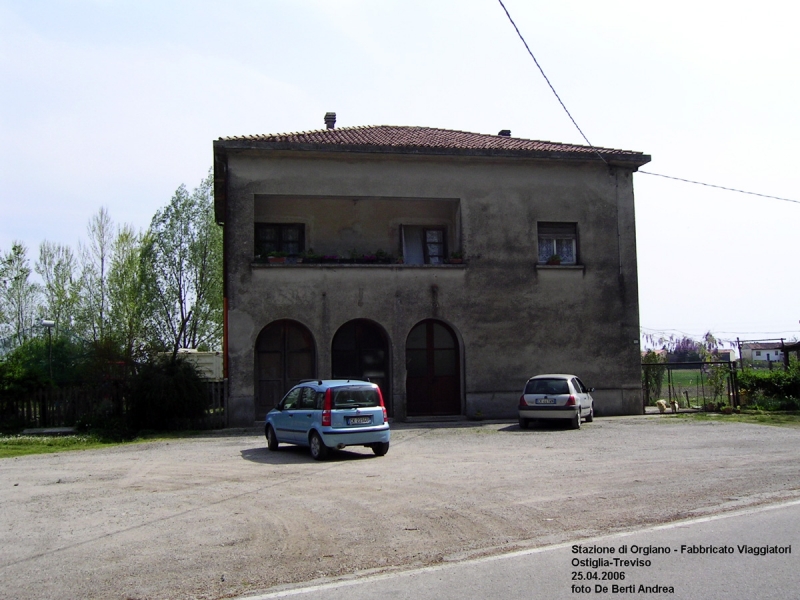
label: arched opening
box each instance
[406,319,461,416]
[255,320,316,421]
[331,319,392,416]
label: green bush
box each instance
[74,413,135,441]
[738,364,800,410]
[126,357,209,431]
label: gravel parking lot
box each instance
[2,416,799,600]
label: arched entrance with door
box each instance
[255,320,316,421]
[331,319,392,416]
[405,319,461,416]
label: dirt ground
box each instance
[2,415,799,600]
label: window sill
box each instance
[251,262,467,269]
[535,264,584,272]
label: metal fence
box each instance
[642,361,740,411]
[1,379,227,430]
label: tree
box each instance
[0,242,41,345]
[107,224,148,361]
[142,171,222,357]
[76,207,114,343]
[35,241,79,337]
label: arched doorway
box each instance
[406,319,461,416]
[331,319,392,416]
[255,320,316,421]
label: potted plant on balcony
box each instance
[375,249,392,264]
[321,254,340,264]
[359,253,377,264]
[448,251,464,264]
[267,251,288,264]
[301,249,321,264]
[396,254,404,264]
[546,254,562,265]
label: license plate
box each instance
[535,398,556,404]
[347,416,372,425]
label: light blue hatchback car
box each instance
[265,380,390,460]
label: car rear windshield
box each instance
[525,378,569,395]
[332,387,380,408]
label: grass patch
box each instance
[0,430,209,459]
[676,411,800,428]
[0,434,118,458]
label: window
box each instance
[756,351,762,357]
[299,387,317,410]
[424,229,446,264]
[255,223,304,258]
[280,387,302,410]
[402,226,447,265]
[537,222,577,265]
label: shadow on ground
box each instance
[241,445,379,465]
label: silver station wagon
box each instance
[265,380,390,460]
[518,374,595,430]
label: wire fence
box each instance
[642,361,739,412]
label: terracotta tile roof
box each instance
[742,342,784,350]
[216,125,649,165]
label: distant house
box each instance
[714,349,736,362]
[213,115,651,426]
[160,350,224,381]
[740,343,784,363]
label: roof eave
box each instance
[213,139,651,168]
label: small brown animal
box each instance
[656,399,668,413]
[670,399,679,413]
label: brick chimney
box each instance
[324,112,336,129]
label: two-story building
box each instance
[213,115,651,426]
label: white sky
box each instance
[1,0,798,347]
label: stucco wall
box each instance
[222,151,643,426]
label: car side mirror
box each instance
[588,387,595,392]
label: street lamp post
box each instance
[41,320,55,380]
[40,320,55,428]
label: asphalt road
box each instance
[241,500,800,600]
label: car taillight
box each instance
[377,387,388,423]
[322,388,332,426]
[565,395,577,406]
[519,394,527,408]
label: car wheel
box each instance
[371,442,390,456]
[569,411,581,430]
[266,425,279,451]
[309,432,329,461]
[585,404,594,423]
[519,417,529,430]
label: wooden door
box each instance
[255,320,315,422]
[332,319,391,416]
[406,320,460,416]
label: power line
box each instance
[496,0,606,165]
[639,171,800,205]
[496,1,799,206]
